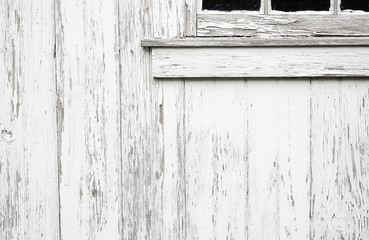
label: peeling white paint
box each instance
[1,0,369,240]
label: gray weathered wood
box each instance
[152,47,369,78]
[142,37,369,47]
[185,0,197,36]
[119,0,187,239]
[0,0,59,239]
[198,14,369,37]
[55,0,122,238]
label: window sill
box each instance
[142,37,369,78]
[142,37,369,47]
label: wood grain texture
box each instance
[198,14,369,37]
[185,0,197,36]
[3,0,369,239]
[0,0,59,239]
[119,0,186,239]
[152,47,369,78]
[162,81,186,239]
[310,79,369,239]
[247,80,310,240]
[142,37,369,47]
[55,0,122,239]
[185,80,248,240]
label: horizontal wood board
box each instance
[152,47,369,78]
[142,37,369,47]
[197,14,369,37]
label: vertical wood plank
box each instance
[310,79,341,240]
[247,80,310,240]
[277,81,311,240]
[0,0,59,239]
[311,79,369,239]
[119,0,186,239]
[151,4,187,236]
[162,81,186,239]
[119,1,155,238]
[184,0,197,36]
[151,0,186,39]
[185,81,248,240]
[56,0,122,238]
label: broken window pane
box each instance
[202,0,260,11]
[272,0,330,11]
[341,0,369,11]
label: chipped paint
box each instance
[1,0,369,240]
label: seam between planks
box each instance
[309,77,313,240]
[53,0,62,239]
[117,0,123,238]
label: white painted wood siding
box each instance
[55,0,122,239]
[1,0,369,240]
[152,47,369,78]
[0,1,59,239]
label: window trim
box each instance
[146,45,369,78]
[142,37,369,47]
[184,0,369,38]
[198,0,337,14]
[142,38,369,78]
[147,0,369,79]
[197,13,369,37]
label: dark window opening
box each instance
[272,0,330,11]
[202,0,260,11]
[341,0,369,11]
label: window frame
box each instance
[185,0,369,38]
[143,0,369,79]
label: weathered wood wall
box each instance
[0,1,59,239]
[1,1,369,240]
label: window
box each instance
[272,0,330,12]
[201,0,369,12]
[187,0,369,38]
[341,0,369,11]
[144,0,369,79]
[203,0,332,12]
[203,0,260,11]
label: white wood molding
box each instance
[185,0,197,36]
[197,14,369,37]
[151,47,369,78]
[142,37,369,47]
